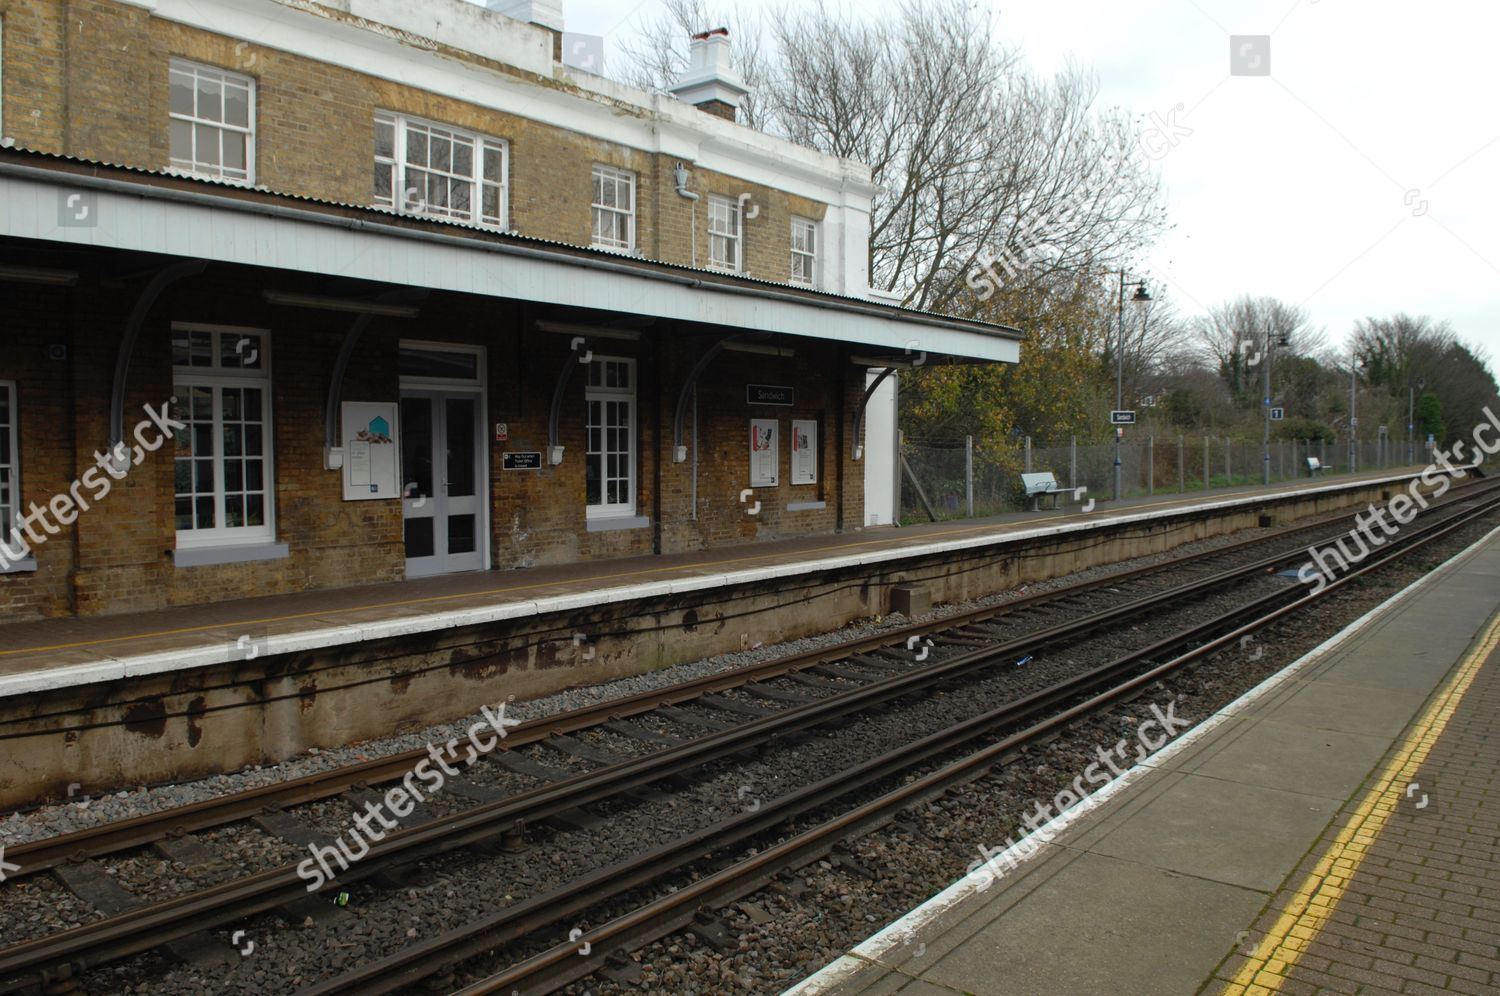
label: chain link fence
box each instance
[899,435,1422,524]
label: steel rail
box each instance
[451,480,1500,995]
[14,480,1478,877]
[0,482,1491,991]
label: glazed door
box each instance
[401,391,483,576]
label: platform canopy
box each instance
[0,151,1020,364]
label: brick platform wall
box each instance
[0,266,865,619]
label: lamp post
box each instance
[1407,377,1425,465]
[1261,327,1291,485]
[1114,271,1151,502]
[1348,346,1358,473]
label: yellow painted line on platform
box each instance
[0,477,1363,659]
[1226,609,1500,993]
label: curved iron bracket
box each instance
[671,336,737,463]
[110,260,207,449]
[547,337,592,464]
[310,291,428,467]
[851,367,898,461]
[322,313,378,468]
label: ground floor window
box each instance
[585,358,636,517]
[172,324,274,547]
[0,382,17,539]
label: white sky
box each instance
[505,0,1500,362]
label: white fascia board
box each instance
[0,172,1018,363]
[141,0,872,206]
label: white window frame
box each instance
[171,323,276,550]
[708,195,743,272]
[374,111,509,230]
[585,357,637,519]
[791,216,819,286]
[168,59,255,185]
[591,164,637,252]
[0,381,22,558]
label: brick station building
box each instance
[0,0,1019,621]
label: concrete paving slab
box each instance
[1187,717,1393,801]
[1084,773,1337,891]
[920,850,1266,996]
[1259,678,1430,738]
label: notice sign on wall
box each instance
[791,419,817,486]
[749,418,779,487]
[503,452,543,470]
[341,402,400,501]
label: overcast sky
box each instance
[526,0,1499,361]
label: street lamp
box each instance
[1408,377,1426,465]
[1261,329,1291,485]
[1115,272,1151,502]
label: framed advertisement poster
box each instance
[341,402,400,501]
[749,418,779,487]
[791,419,817,485]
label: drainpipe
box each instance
[673,162,700,267]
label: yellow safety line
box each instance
[1224,609,1500,995]
[0,477,1359,659]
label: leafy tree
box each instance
[1416,392,1446,444]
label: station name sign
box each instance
[1110,410,1137,425]
[747,384,795,407]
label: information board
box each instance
[749,418,779,487]
[341,402,400,501]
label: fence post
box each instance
[1024,436,1032,473]
[1070,435,1078,490]
[1203,436,1211,491]
[965,435,974,518]
[1178,436,1185,493]
[1225,436,1231,484]
[1147,436,1154,495]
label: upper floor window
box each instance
[591,165,636,251]
[708,195,742,272]
[791,217,818,286]
[172,325,275,548]
[374,112,508,229]
[169,60,255,184]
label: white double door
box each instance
[401,390,484,576]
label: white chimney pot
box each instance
[669,28,750,114]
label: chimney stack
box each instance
[668,28,749,122]
[485,0,565,59]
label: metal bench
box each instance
[1306,456,1333,475]
[1021,471,1082,511]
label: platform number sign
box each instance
[1269,408,1285,422]
[1110,411,1137,425]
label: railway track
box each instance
[0,475,1495,993]
[4,480,1478,877]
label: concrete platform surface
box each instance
[787,523,1500,996]
[0,470,1418,697]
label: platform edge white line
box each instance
[780,520,1500,996]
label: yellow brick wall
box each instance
[0,0,829,285]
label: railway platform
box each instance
[0,468,1444,808]
[0,469,1422,691]
[788,522,1500,995]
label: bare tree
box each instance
[1192,296,1324,400]
[619,0,1167,311]
[617,0,769,130]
